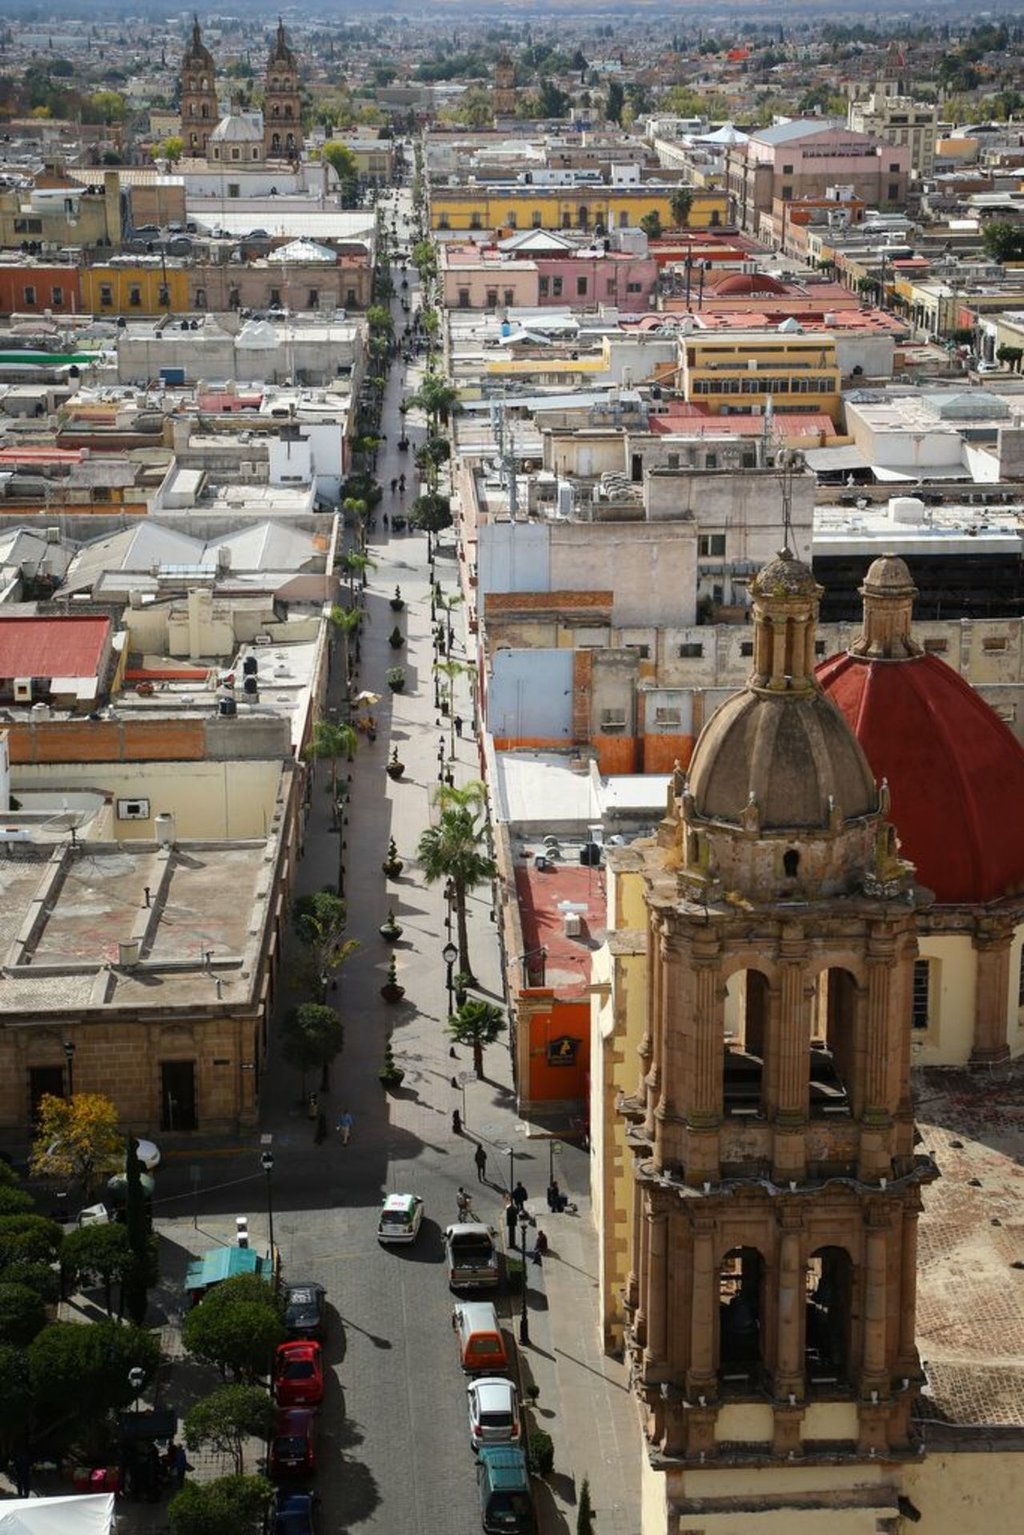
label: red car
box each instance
[269,1407,317,1480]
[273,1341,324,1407]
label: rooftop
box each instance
[514,847,606,997]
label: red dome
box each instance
[712,272,788,296]
[817,649,1024,903]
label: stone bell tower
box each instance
[619,552,937,1525]
[493,53,517,120]
[264,18,303,161]
[180,16,218,159]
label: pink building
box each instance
[441,240,657,313]
[726,121,909,232]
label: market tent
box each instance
[0,1495,114,1535]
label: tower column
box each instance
[644,1209,669,1373]
[897,1197,920,1367]
[774,1214,804,1395]
[861,1206,890,1389]
[971,921,1013,1065]
[687,1218,717,1398]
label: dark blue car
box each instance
[271,1491,316,1535]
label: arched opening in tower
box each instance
[809,967,855,1116]
[723,968,768,1117]
[805,1246,853,1386]
[718,1246,764,1384]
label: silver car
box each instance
[467,1376,521,1452]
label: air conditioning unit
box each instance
[563,911,582,937]
[240,460,254,476]
[13,679,32,703]
[117,797,151,821]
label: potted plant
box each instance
[390,585,405,612]
[454,970,473,1008]
[379,908,404,942]
[386,666,406,693]
[388,625,405,650]
[525,1383,540,1407]
[528,1429,554,1478]
[386,749,405,782]
[379,1041,405,1090]
[380,955,405,1003]
[382,836,404,877]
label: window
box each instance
[23,285,36,306]
[578,206,589,228]
[600,707,627,731]
[654,706,681,726]
[983,637,1008,652]
[618,211,628,227]
[888,183,899,201]
[228,183,240,198]
[698,534,726,557]
[782,163,794,175]
[628,644,650,660]
[667,453,679,468]
[923,638,947,654]
[458,288,470,309]
[678,642,703,659]
[889,162,900,173]
[705,453,717,469]
[269,288,282,308]
[194,288,207,309]
[912,959,931,1030]
[345,288,357,307]
[51,286,63,307]
[228,287,240,309]
[308,289,320,309]
[606,279,616,296]
[576,276,588,297]
[626,281,642,293]
[13,218,42,235]
[231,147,241,161]
[741,452,756,468]
[782,186,793,200]
[740,641,753,657]
[158,285,170,307]
[100,285,113,307]
[552,277,563,297]
[538,276,550,297]
[783,849,800,878]
[486,288,498,308]
[814,640,826,656]
[1018,947,1024,1008]
[438,215,451,230]
[469,212,483,230]
[503,289,514,306]
[507,210,517,229]
[532,209,543,228]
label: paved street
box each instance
[125,187,641,1535]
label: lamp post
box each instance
[63,1039,76,1100]
[260,1149,276,1279]
[494,1140,514,1195]
[128,1365,145,1423]
[518,1213,531,1345]
[444,879,455,938]
[442,939,458,1019]
[548,1138,562,1187]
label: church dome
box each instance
[712,272,788,297]
[817,555,1024,903]
[210,112,262,145]
[688,550,879,832]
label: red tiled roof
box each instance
[0,616,111,680]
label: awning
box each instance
[0,1496,114,1535]
[185,1245,271,1292]
[803,445,871,474]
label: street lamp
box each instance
[494,1140,515,1194]
[548,1138,562,1187]
[442,939,458,1018]
[63,1039,76,1100]
[444,879,455,938]
[260,1149,276,1279]
[518,1214,531,1345]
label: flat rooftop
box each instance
[0,838,279,1015]
[514,847,606,997]
[913,1059,1024,1434]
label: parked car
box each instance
[467,1377,521,1451]
[273,1341,324,1407]
[284,1282,326,1340]
[476,1445,534,1533]
[270,1491,317,1535]
[444,1221,499,1290]
[269,1407,316,1479]
[377,1193,424,1244]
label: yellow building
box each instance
[430,185,731,236]
[81,261,190,316]
[679,330,842,424]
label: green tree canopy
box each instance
[408,492,453,534]
[670,187,694,228]
[0,1343,33,1444]
[29,1319,161,1427]
[169,1474,273,1535]
[0,1282,47,1346]
[982,222,1024,264]
[0,1214,63,1281]
[639,210,663,241]
[281,1002,345,1091]
[303,719,358,799]
[60,1223,133,1316]
[182,1286,284,1381]
[183,1385,275,1476]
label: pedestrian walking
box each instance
[512,1179,528,1211]
[454,714,463,738]
[337,1110,353,1145]
[504,1196,518,1245]
[383,511,389,530]
[474,1143,487,1182]
[457,1186,472,1220]
[390,477,398,495]
[398,473,406,494]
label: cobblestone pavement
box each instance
[13,187,640,1535]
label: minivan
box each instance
[453,1300,509,1374]
[476,1445,534,1533]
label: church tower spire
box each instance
[180,15,218,159]
[264,17,303,161]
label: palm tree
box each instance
[341,549,376,602]
[417,808,496,981]
[670,187,693,228]
[447,998,506,1079]
[304,719,358,800]
[328,604,362,695]
[436,591,464,655]
[404,369,459,435]
[342,497,369,554]
[434,778,487,818]
[434,658,476,750]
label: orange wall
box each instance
[525,995,591,1103]
[641,734,695,773]
[8,718,207,764]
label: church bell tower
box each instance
[180,16,218,159]
[620,551,937,1500]
[264,18,303,161]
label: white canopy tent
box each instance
[0,1496,114,1535]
